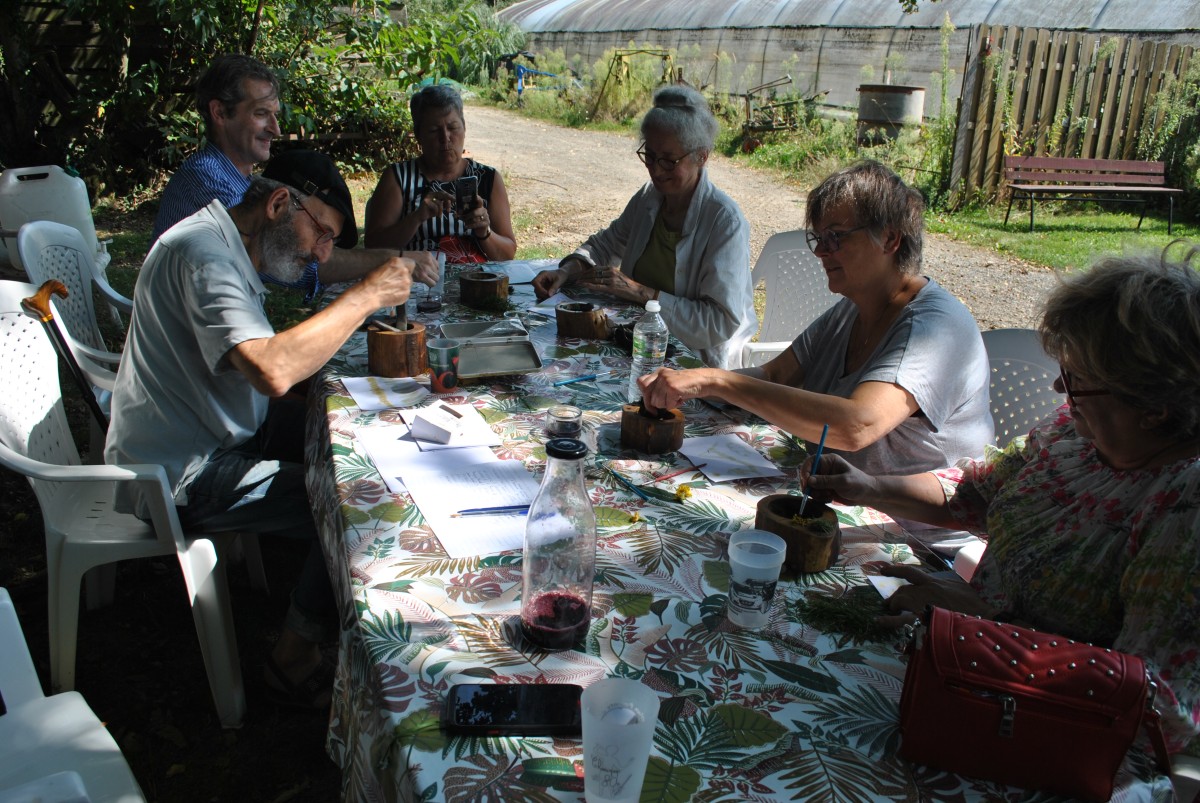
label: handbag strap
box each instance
[1144,703,1172,775]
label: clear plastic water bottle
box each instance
[520,438,596,650]
[625,299,669,402]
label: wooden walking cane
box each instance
[21,280,110,434]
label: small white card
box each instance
[678,434,785,482]
[411,403,464,444]
[398,404,501,451]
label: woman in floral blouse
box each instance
[805,246,1200,751]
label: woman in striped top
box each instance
[364,84,516,263]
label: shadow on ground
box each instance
[1,468,342,802]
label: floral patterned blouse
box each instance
[935,406,1200,751]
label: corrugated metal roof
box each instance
[500,0,1200,32]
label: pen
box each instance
[652,463,708,482]
[551,371,612,387]
[450,504,530,518]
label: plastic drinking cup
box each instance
[581,678,660,803]
[727,529,787,628]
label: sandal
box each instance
[263,653,334,711]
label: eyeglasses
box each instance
[290,194,337,245]
[806,225,869,254]
[1059,369,1110,404]
[636,147,694,172]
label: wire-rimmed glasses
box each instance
[290,194,337,245]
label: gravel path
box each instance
[465,104,1060,331]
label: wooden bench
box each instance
[1003,156,1183,234]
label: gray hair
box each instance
[197,54,280,139]
[239,175,290,209]
[410,83,465,131]
[640,85,718,156]
[1038,243,1200,438]
[805,160,924,275]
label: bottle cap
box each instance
[644,299,661,313]
[545,438,588,460]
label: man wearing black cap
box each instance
[151,54,437,294]
[106,150,411,710]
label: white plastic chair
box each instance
[742,229,840,368]
[1175,756,1200,803]
[0,166,110,275]
[0,588,146,801]
[0,280,246,728]
[981,328,1062,447]
[17,221,131,366]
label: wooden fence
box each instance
[949,24,1195,205]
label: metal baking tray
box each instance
[440,320,543,380]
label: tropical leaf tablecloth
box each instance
[304,277,1168,803]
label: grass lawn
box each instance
[926,202,1200,272]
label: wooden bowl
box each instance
[754,495,841,573]
[367,321,427,377]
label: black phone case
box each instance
[455,176,479,215]
[441,683,582,736]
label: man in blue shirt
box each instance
[153,54,436,294]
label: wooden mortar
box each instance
[620,403,684,454]
[754,495,841,573]
[555,301,610,340]
[367,321,427,378]
[459,270,509,309]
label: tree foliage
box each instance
[0,0,522,195]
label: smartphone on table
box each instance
[442,682,582,736]
[454,175,479,216]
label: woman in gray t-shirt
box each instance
[639,160,993,473]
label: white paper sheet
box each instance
[342,376,429,411]
[403,460,541,557]
[354,424,499,494]
[398,405,501,450]
[678,435,785,482]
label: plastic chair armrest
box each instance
[72,341,122,369]
[94,277,133,315]
[742,340,791,368]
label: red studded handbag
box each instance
[898,607,1169,801]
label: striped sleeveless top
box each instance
[388,158,497,251]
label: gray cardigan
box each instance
[568,171,756,368]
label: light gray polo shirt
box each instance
[105,201,275,511]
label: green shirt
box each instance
[631,211,679,293]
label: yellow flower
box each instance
[629,511,641,523]
[675,484,693,501]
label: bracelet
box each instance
[476,226,492,241]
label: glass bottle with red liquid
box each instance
[520,438,596,650]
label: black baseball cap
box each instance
[261,149,358,248]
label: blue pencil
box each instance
[551,371,611,387]
[798,423,830,516]
[606,466,652,502]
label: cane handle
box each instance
[21,280,69,323]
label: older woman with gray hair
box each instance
[532,85,756,369]
[804,245,1200,751]
[641,160,992,474]
[365,83,516,262]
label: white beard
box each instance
[257,210,314,285]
